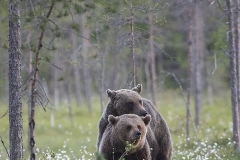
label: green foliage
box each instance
[39,23,47,32]
[56,11,63,18]
[57,75,64,81]
[54,25,61,38]
[104,6,117,14]
[124,141,136,152]
[119,141,137,159]
[26,11,34,22]
[71,22,80,32]
[74,3,85,14]
[95,152,106,160]
[84,2,95,10]
[40,151,56,159]
[103,24,109,30]
[210,24,228,52]
[44,55,52,62]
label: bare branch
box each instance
[159,71,199,140]
[212,52,217,75]
[216,0,226,11]
[0,109,8,119]
[40,58,63,70]
[0,135,9,158]
[36,79,53,106]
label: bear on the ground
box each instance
[98,114,152,160]
[97,84,172,160]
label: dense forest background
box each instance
[1,0,239,159]
[0,0,228,106]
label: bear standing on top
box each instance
[97,84,172,160]
[98,114,152,160]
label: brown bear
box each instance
[97,84,172,160]
[98,114,152,160]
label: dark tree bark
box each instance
[65,65,74,125]
[8,0,23,159]
[187,2,194,141]
[130,0,136,87]
[54,51,60,109]
[113,52,120,89]
[72,31,83,106]
[206,54,213,105]
[28,2,55,159]
[226,0,240,153]
[95,26,105,113]
[149,4,157,106]
[144,54,152,100]
[27,32,33,150]
[194,2,204,126]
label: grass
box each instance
[0,90,239,160]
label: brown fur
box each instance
[98,114,151,160]
[97,84,172,160]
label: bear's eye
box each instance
[139,100,142,104]
[137,125,141,130]
[126,125,132,130]
[126,102,134,109]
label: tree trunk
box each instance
[144,54,152,100]
[54,51,60,109]
[113,52,120,89]
[27,32,33,150]
[226,0,240,153]
[8,0,23,159]
[51,51,60,127]
[130,0,136,88]
[149,6,157,106]
[186,3,194,141]
[95,27,105,113]
[65,66,74,125]
[194,2,204,126]
[28,2,55,159]
[81,14,92,113]
[72,31,83,106]
[206,53,213,105]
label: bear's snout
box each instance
[140,110,148,117]
[134,131,142,139]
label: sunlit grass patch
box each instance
[172,135,238,160]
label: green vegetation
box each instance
[119,140,137,159]
[0,90,239,159]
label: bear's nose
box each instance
[140,111,148,117]
[135,131,141,138]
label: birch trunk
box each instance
[72,32,82,106]
[194,2,204,126]
[81,14,92,113]
[149,7,157,106]
[186,3,194,141]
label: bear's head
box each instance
[108,114,151,153]
[106,84,147,117]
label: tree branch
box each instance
[0,135,9,158]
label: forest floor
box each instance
[0,90,240,160]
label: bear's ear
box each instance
[142,115,151,126]
[106,89,116,99]
[108,115,119,126]
[132,84,142,94]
